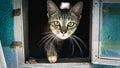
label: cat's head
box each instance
[47,0,83,39]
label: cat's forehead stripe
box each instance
[55,13,73,21]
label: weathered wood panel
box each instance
[0,0,17,68]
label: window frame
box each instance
[13,0,91,68]
[92,0,120,66]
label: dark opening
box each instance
[26,0,92,63]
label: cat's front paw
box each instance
[48,56,57,63]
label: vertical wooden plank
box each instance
[0,0,17,68]
[92,0,100,64]
[12,0,25,68]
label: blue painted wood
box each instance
[0,0,17,68]
[93,65,119,68]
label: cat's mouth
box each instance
[56,34,70,40]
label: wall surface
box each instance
[0,0,17,68]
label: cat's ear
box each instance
[47,0,59,17]
[70,2,83,19]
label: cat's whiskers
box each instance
[72,35,87,49]
[37,34,52,45]
[52,36,57,43]
[70,36,83,56]
[54,36,59,45]
[44,33,57,45]
[39,34,53,47]
[69,37,75,56]
[41,32,52,35]
[45,35,55,45]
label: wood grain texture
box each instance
[0,0,17,68]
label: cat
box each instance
[41,0,83,63]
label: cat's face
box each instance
[47,0,83,39]
[49,12,79,39]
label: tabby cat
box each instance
[41,0,83,63]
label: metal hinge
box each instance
[10,41,22,48]
[13,8,21,16]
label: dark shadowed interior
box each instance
[27,0,92,63]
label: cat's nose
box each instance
[62,31,66,34]
[60,26,67,34]
[61,30,67,34]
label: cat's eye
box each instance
[68,22,75,27]
[54,21,60,26]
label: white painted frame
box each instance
[0,41,7,68]
[12,0,92,68]
[92,0,120,66]
[12,0,25,68]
